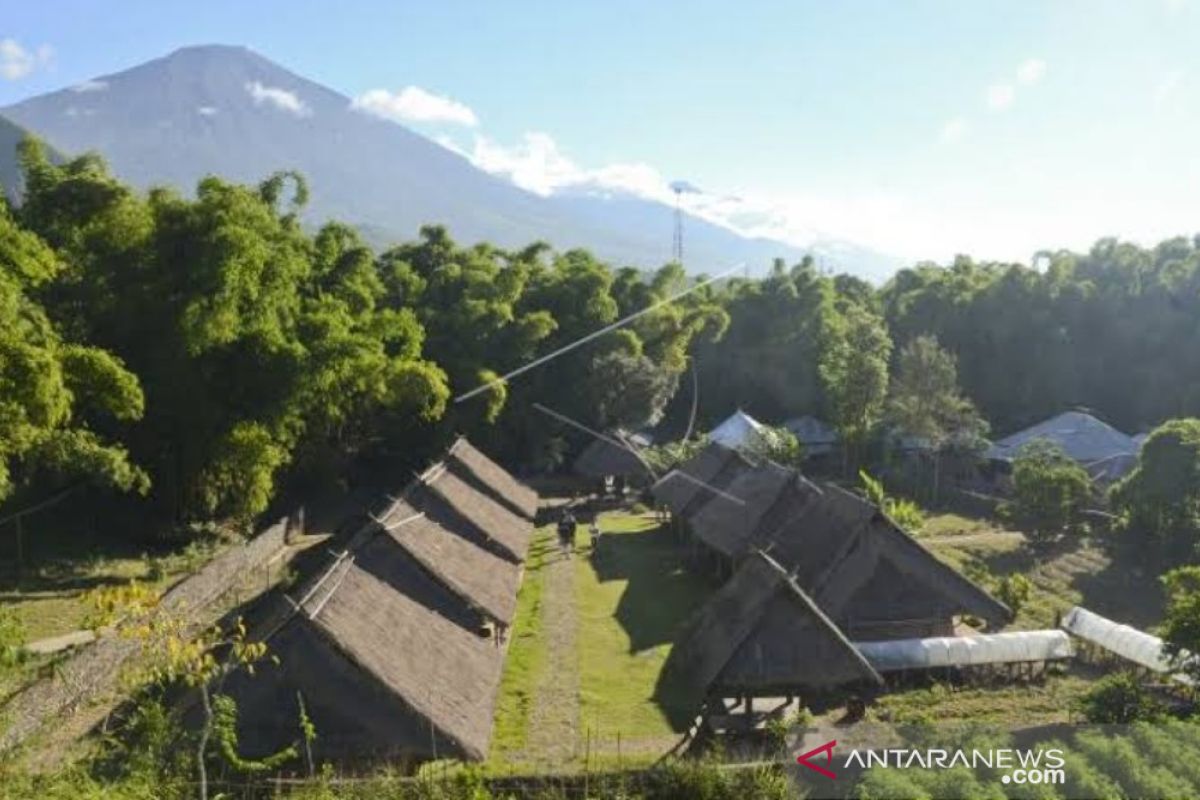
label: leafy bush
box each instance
[1075,671,1164,724]
[860,470,925,533]
[0,605,29,668]
[995,574,1032,618]
[1002,440,1092,543]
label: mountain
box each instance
[0,44,898,278]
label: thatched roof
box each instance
[573,434,652,479]
[230,546,505,762]
[413,462,533,563]
[651,442,749,516]
[446,437,539,520]
[363,498,521,625]
[764,485,1011,633]
[668,551,882,694]
[689,461,799,558]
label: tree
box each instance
[1003,440,1092,543]
[586,350,679,431]
[0,196,148,504]
[744,426,804,469]
[1110,418,1200,560]
[88,582,299,800]
[820,303,892,471]
[1159,566,1200,686]
[886,334,987,500]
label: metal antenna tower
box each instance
[669,180,699,265]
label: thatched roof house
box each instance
[668,551,882,696]
[762,485,1011,639]
[688,463,818,559]
[573,434,652,480]
[226,543,506,762]
[412,461,533,563]
[445,437,539,520]
[358,498,522,628]
[651,442,754,517]
[224,439,537,764]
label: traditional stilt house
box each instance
[650,442,757,539]
[667,551,883,712]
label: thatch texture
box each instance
[413,463,533,563]
[446,437,539,520]
[367,498,521,625]
[763,485,1011,636]
[573,435,652,479]
[651,443,747,516]
[688,461,794,558]
[668,552,882,694]
[229,551,505,762]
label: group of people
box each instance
[556,505,601,558]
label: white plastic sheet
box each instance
[853,630,1074,672]
[1060,605,1193,685]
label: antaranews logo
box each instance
[794,739,1066,787]
[796,740,838,779]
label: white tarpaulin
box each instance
[853,630,1074,672]
[1060,605,1193,685]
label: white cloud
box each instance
[71,79,108,93]
[197,105,218,116]
[939,117,968,143]
[1,38,53,80]
[986,83,1016,111]
[1016,58,1047,85]
[352,86,478,127]
[244,81,311,117]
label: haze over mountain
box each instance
[0,45,899,279]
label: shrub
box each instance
[1075,671,1165,724]
[995,574,1032,618]
[1003,440,1092,543]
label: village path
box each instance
[522,543,581,762]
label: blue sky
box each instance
[3,0,1199,262]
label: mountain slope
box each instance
[0,45,895,277]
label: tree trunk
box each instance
[197,684,212,800]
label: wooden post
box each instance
[15,515,23,576]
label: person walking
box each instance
[557,507,577,557]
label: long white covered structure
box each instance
[1060,606,1193,684]
[853,630,1073,672]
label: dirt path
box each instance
[521,545,581,763]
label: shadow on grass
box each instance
[585,521,711,731]
[965,534,1164,629]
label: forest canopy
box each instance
[2,138,1200,534]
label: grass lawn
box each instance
[490,526,554,759]
[921,513,1163,631]
[869,672,1095,729]
[575,512,709,752]
[0,508,219,644]
[490,508,711,769]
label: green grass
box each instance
[922,512,1163,631]
[575,512,709,749]
[489,526,554,759]
[869,672,1094,728]
[490,509,712,768]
